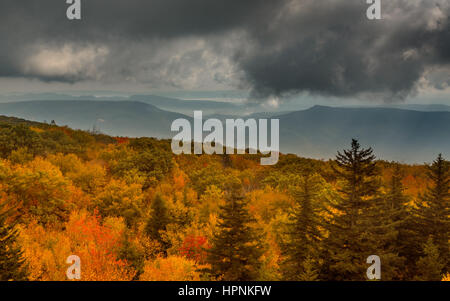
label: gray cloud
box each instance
[0,0,449,100]
[237,0,450,100]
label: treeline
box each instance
[0,118,448,281]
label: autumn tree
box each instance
[179,235,209,263]
[0,201,28,281]
[94,179,144,228]
[0,124,44,158]
[206,189,264,280]
[6,158,75,224]
[65,211,134,281]
[140,256,201,281]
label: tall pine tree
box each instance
[206,190,264,280]
[282,171,322,280]
[414,238,445,281]
[414,154,449,275]
[144,194,171,254]
[0,201,28,281]
[370,164,410,280]
[321,139,383,280]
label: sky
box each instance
[0,0,449,105]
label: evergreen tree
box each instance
[206,190,264,281]
[373,164,412,280]
[0,202,28,281]
[222,153,233,168]
[321,139,383,280]
[414,238,445,281]
[282,172,322,280]
[414,154,450,274]
[144,194,171,254]
[118,232,145,280]
[296,255,320,281]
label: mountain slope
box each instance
[0,100,189,138]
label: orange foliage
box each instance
[18,211,134,281]
[179,235,210,263]
[140,256,202,281]
[173,169,188,190]
[65,211,134,281]
[114,137,129,145]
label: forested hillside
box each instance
[0,116,448,281]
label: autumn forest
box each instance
[0,116,448,281]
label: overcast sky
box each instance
[0,0,449,104]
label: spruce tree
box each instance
[206,190,264,281]
[118,232,145,280]
[321,139,382,280]
[296,255,320,281]
[414,154,449,274]
[372,164,412,280]
[414,238,445,281]
[144,194,171,254]
[282,172,322,280]
[0,202,28,281]
[222,153,233,168]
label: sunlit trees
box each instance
[94,179,144,228]
[1,117,449,281]
[140,256,201,281]
[179,235,210,263]
[0,199,28,281]
[19,211,134,281]
[6,158,75,224]
[103,139,173,189]
[198,185,225,223]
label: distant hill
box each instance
[383,104,450,112]
[0,115,47,127]
[0,100,189,138]
[0,93,252,116]
[129,94,247,116]
[1,101,449,163]
[344,104,450,112]
[0,93,128,103]
[277,106,450,163]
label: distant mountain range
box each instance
[0,100,449,163]
[347,104,450,112]
[129,95,246,116]
[0,93,254,116]
[278,106,450,163]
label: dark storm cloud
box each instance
[238,0,450,100]
[0,0,449,99]
[0,0,283,81]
